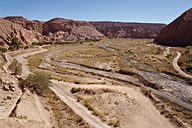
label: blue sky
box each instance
[0,0,191,24]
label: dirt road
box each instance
[173,51,192,79]
[15,47,48,78]
[51,80,110,128]
[51,80,175,128]
[10,47,50,127]
[3,53,13,74]
[54,61,140,86]
[13,47,110,128]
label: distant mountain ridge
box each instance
[90,21,165,38]
[0,16,165,47]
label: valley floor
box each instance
[0,38,191,128]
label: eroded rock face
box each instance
[90,21,165,38]
[0,18,42,47]
[43,18,104,42]
[4,16,44,34]
[155,8,192,46]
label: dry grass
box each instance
[46,91,90,128]
[0,53,5,69]
[28,52,46,70]
[53,45,110,61]
[48,38,177,74]
[72,88,123,127]
[33,69,83,84]
[166,102,192,127]
[8,59,22,75]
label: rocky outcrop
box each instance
[43,18,104,42]
[155,8,192,46]
[0,18,42,47]
[90,21,165,38]
[4,16,43,34]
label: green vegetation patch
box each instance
[28,52,46,70]
[9,37,23,51]
[19,73,51,96]
[0,47,7,53]
[8,59,22,75]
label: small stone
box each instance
[10,87,15,92]
[7,95,12,100]
[6,81,9,85]
[9,84,15,89]
[3,85,9,91]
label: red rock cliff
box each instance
[90,21,165,38]
[43,18,104,41]
[155,8,192,46]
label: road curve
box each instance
[173,51,192,79]
[14,46,109,128]
[51,80,175,128]
[2,53,13,74]
[13,47,50,127]
[15,47,48,78]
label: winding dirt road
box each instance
[15,47,48,78]
[14,47,111,128]
[51,80,174,128]
[173,51,192,79]
[10,46,186,128]
[55,61,140,86]
[6,47,51,128]
[3,53,13,74]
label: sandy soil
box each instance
[51,80,175,128]
[1,47,51,128]
[51,80,110,128]
[16,90,50,125]
[0,118,47,128]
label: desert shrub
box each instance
[108,119,120,127]
[8,59,22,75]
[16,115,27,119]
[32,41,43,46]
[9,37,22,50]
[186,77,192,85]
[84,100,95,111]
[24,45,29,49]
[0,47,7,53]
[19,73,51,96]
[70,87,81,93]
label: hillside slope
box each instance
[0,18,42,47]
[4,16,43,34]
[43,18,104,41]
[155,8,192,46]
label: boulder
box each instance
[3,85,9,91]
